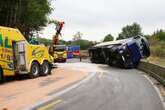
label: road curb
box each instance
[23,72,96,110]
[137,61,165,87]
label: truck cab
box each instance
[89,36,150,68]
[53,45,67,62]
[0,26,53,82]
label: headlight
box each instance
[119,50,124,54]
[122,45,127,50]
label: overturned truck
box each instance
[89,36,150,68]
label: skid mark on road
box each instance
[37,99,63,110]
[39,77,64,87]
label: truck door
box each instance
[13,41,28,73]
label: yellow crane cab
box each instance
[53,45,67,62]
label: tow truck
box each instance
[53,45,67,62]
[48,20,65,63]
[0,26,53,82]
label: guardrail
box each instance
[137,61,165,86]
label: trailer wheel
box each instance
[41,61,51,76]
[122,56,133,69]
[0,68,4,83]
[108,59,113,66]
[29,62,40,78]
[61,59,66,63]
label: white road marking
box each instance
[23,72,96,110]
[143,75,165,109]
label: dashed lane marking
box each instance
[37,99,63,110]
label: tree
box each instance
[0,0,52,39]
[37,37,51,46]
[71,39,93,50]
[103,34,114,42]
[117,22,142,40]
[59,39,67,45]
[73,32,83,41]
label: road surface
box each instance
[0,63,88,110]
[37,59,164,110]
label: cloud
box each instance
[40,0,165,41]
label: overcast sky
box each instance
[40,0,165,41]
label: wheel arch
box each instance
[41,58,51,65]
[28,60,40,73]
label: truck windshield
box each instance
[28,37,39,45]
[54,46,66,51]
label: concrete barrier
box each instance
[138,61,165,86]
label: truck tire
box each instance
[63,59,66,63]
[108,59,113,66]
[29,62,40,78]
[122,58,133,69]
[0,68,4,83]
[40,61,51,76]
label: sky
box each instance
[40,0,165,41]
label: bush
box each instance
[149,38,165,58]
[152,48,165,58]
[153,30,165,41]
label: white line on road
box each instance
[143,75,165,109]
[23,72,96,110]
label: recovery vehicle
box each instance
[0,26,53,82]
[48,20,65,63]
[53,45,67,62]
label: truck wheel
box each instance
[41,61,51,76]
[108,60,113,66]
[0,68,4,83]
[123,59,133,69]
[29,62,40,78]
[63,59,66,63]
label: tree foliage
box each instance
[117,22,142,40]
[70,40,93,50]
[0,0,52,39]
[37,37,51,46]
[103,34,114,42]
[153,29,165,41]
[73,32,83,41]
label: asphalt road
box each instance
[38,60,164,110]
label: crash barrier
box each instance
[138,61,165,86]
